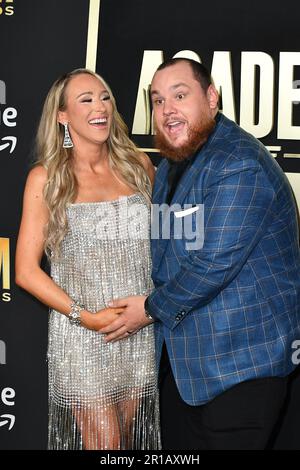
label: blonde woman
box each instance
[15,69,160,450]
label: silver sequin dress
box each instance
[47,194,160,450]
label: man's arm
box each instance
[147,158,276,329]
[101,158,276,340]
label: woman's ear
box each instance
[57,110,68,125]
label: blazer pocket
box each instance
[211,290,273,333]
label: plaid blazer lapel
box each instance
[151,150,206,270]
[169,116,226,205]
[151,114,227,269]
[151,159,169,271]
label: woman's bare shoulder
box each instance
[27,164,47,180]
[23,165,48,201]
[26,165,48,187]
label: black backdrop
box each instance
[0,0,299,449]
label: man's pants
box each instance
[159,345,288,450]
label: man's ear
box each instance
[206,85,219,110]
[57,110,68,125]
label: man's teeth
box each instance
[89,118,107,124]
[168,121,181,126]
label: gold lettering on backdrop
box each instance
[0,0,14,15]
[211,51,236,122]
[86,0,101,71]
[135,50,274,138]
[266,146,282,158]
[132,51,164,135]
[173,50,201,61]
[284,154,300,158]
[240,52,274,138]
[278,52,300,139]
[0,238,10,290]
[132,50,300,140]
[286,173,300,208]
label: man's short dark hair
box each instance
[156,58,212,92]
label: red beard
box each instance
[154,115,216,161]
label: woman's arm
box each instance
[15,166,122,329]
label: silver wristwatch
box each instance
[69,301,84,326]
[144,296,154,321]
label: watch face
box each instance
[69,302,84,326]
[69,311,81,326]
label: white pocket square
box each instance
[174,206,199,218]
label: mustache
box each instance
[163,119,185,125]
[154,116,215,161]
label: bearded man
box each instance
[102,58,300,450]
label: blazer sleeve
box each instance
[148,157,276,330]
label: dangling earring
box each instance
[63,123,73,148]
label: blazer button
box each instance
[175,310,186,321]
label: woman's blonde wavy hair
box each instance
[34,68,152,259]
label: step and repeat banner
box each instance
[0,0,300,449]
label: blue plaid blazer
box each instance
[148,113,300,406]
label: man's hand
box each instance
[99,295,153,342]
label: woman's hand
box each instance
[80,307,124,331]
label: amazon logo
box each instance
[0,79,17,155]
[0,136,16,154]
[0,387,15,431]
[0,414,15,431]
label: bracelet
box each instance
[69,300,85,326]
